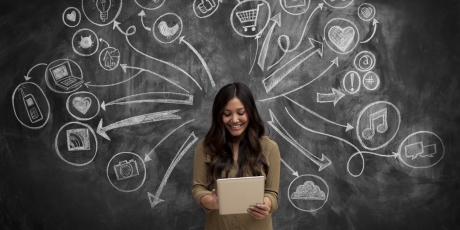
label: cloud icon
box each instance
[291,180,326,200]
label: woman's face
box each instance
[222,97,249,141]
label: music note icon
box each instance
[362,108,388,140]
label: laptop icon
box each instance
[49,61,83,90]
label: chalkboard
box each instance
[1,0,459,229]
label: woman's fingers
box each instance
[248,204,269,219]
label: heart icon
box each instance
[66,11,76,22]
[328,26,355,52]
[72,97,92,114]
[361,7,373,18]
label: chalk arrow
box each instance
[284,96,354,131]
[280,158,299,177]
[97,110,182,141]
[148,132,198,208]
[257,13,281,71]
[361,19,379,43]
[99,38,110,47]
[179,36,214,87]
[317,88,345,106]
[138,10,151,31]
[249,35,261,74]
[261,56,339,102]
[262,38,323,93]
[113,21,136,36]
[101,92,193,111]
[268,109,332,172]
[24,63,47,81]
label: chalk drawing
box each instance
[153,13,183,44]
[362,71,380,91]
[280,158,299,177]
[134,0,165,10]
[81,0,122,27]
[66,91,100,121]
[268,109,332,171]
[24,63,47,81]
[101,92,193,111]
[353,51,376,72]
[148,132,198,208]
[113,21,136,36]
[230,0,271,38]
[260,57,338,102]
[360,19,379,43]
[322,0,353,9]
[138,10,151,31]
[288,174,329,212]
[99,46,120,71]
[62,7,81,27]
[55,122,98,167]
[394,131,444,169]
[97,110,182,141]
[317,88,345,106]
[258,13,281,71]
[12,82,50,129]
[342,71,361,94]
[358,3,376,21]
[45,59,83,94]
[324,18,360,55]
[194,0,222,19]
[280,0,311,15]
[179,36,215,87]
[107,152,146,192]
[72,29,100,57]
[262,38,323,93]
[144,119,195,162]
[356,101,401,151]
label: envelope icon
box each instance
[284,0,306,8]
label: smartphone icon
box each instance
[20,87,43,123]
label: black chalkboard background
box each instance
[1,0,459,229]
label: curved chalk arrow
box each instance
[148,132,198,208]
[138,10,151,31]
[179,36,214,87]
[99,38,110,48]
[249,35,261,74]
[317,88,345,106]
[101,92,193,111]
[284,96,353,131]
[262,38,323,93]
[97,110,182,141]
[280,158,299,177]
[361,19,379,43]
[144,119,195,162]
[24,63,47,81]
[258,13,281,71]
[260,57,338,101]
[268,109,332,172]
[113,21,136,36]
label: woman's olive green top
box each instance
[191,136,280,230]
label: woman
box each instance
[192,82,280,229]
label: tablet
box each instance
[217,176,265,215]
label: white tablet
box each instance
[216,176,265,215]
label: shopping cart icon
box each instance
[235,3,263,32]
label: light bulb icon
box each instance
[96,0,111,22]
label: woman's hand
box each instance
[200,189,219,210]
[247,197,271,220]
[210,189,219,210]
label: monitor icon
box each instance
[49,61,82,90]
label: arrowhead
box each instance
[318,3,324,10]
[218,0,223,3]
[331,57,339,67]
[120,64,127,73]
[373,18,379,25]
[345,123,354,132]
[318,154,332,171]
[113,21,120,30]
[101,101,106,111]
[148,192,165,208]
[332,88,345,106]
[96,119,111,141]
[271,13,281,27]
[84,82,90,88]
[292,171,299,177]
[255,34,261,40]
[24,75,31,81]
[392,152,399,158]
[179,36,185,44]
[308,38,323,57]
[138,10,146,17]
[144,154,152,162]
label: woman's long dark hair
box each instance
[203,82,269,186]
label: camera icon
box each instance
[114,159,140,180]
